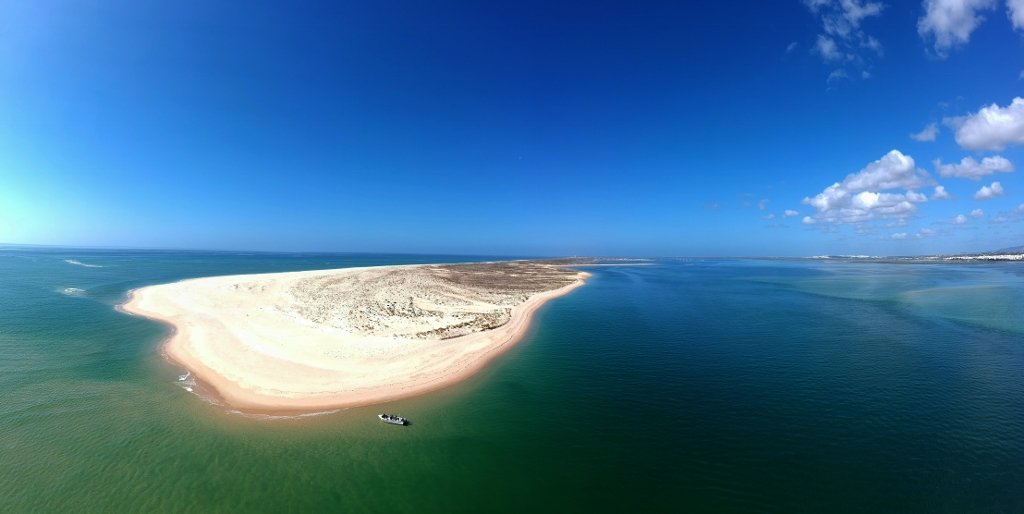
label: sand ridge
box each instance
[121,261,588,412]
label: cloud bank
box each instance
[802,150,932,225]
[934,156,1014,179]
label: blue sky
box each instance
[1,1,1023,256]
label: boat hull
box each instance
[378,414,407,425]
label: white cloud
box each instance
[758,199,769,210]
[891,232,909,240]
[762,213,777,220]
[806,0,885,36]
[918,0,996,57]
[948,97,1024,151]
[932,185,952,199]
[784,209,801,217]
[840,0,885,24]
[838,150,931,191]
[934,155,1014,179]
[804,0,885,77]
[954,213,968,224]
[816,35,843,60]
[852,191,881,208]
[1009,0,1024,30]
[805,183,847,213]
[1019,203,1024,212]
[917,228,937,237]
[827,69,849,83]
[906,190,928,202]
[971,208,985,218]
[802,150,933,225]
[863,35,882,53]
[973,181,1004,200]
[786,41,799,53]
[910,123,939,142]
[802,216,816,225]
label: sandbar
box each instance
[120,261,588,412]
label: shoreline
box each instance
[120,263,589,413]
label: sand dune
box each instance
[121,261,588,411]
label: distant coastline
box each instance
[120,261,588,412]
[807,253,1024,262]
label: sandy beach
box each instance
[120,261,588,411]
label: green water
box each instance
[2,249,1023,512]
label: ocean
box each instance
[1,248,1022,512]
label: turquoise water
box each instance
[2,249,1023,512]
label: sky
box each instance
[1,0,1023,257]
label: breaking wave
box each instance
[173,370,342,419]
[225,408,344,420]
[65,259,104,268]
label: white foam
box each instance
[176,373,197,391]
[172,372,343,419]
[225,408,344,420]
[64,259,104,268]
[61,287,86,296]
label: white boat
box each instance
[378,413,407,425]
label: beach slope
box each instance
[121,261,588,411]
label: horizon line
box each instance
[1,241,1016,260]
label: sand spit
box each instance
[121,261,588,412]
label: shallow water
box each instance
[1,249,1022,512]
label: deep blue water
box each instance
[1,248,1023,512]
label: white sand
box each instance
[121,262,588,411]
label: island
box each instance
[121,261,589,411]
